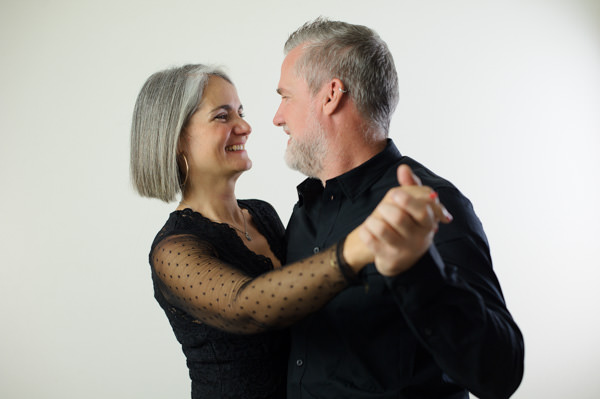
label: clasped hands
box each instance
[345,165,453,277]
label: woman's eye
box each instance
[215,114,228,121]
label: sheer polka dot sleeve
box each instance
[151,234,348,334]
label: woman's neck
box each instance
[177,174,243,225]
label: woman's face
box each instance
[181,76,252,180]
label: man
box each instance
[273,18,524,399]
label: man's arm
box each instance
[359,165,524,399]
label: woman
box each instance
[130,64,375,398]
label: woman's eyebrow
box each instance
[209,104,244,113]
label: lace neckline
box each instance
[174,203,279,269]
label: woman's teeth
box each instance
[225,144,245,151]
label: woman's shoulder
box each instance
[238,198,276,213]
[239,199,285,240]
[239,199,280,223]
[150,209,216,250]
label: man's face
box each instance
[273,45,327,178]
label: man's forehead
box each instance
[282,45,305,69]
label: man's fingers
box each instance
[377,201,435,234]
[359,209,436,276]
[426,191,453,224]
[397,164,422,187]
[388,188,451,227]
[394,165,453,223]
[364,202,436,252]
[439,204,453,224]
[363,213,397,244]
[386,186,453,224]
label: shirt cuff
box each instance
[382,245,448,292]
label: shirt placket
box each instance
[313,181,342,253]
[291,182,343,395]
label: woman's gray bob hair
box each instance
[130,64,232,202]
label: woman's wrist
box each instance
[336,237,364,285]
[342,228,374,272]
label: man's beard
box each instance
[284,117,328,178]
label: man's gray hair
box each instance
[285,17,399,137]
[130,64,231,202]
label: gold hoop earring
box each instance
[180,154,189,188]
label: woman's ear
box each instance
[177,132,186,154]
[322,78,348,116]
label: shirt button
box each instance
[330,195,334,200]
[313,247,320,254]
[296,359,304,367]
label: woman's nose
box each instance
[234,116,252,135]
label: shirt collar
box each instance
[296,139,402,205]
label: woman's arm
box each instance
[153,173,447,334]
[152,233,361,334]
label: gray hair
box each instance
[285,17,399,136]
[130,64,232,202]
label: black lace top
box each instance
[149,199,350,398]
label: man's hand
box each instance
[358,165,452,276]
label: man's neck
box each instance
[319,138,387,185]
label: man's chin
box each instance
[284,148,296,169]
[285,145,323,178]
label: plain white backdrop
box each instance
[1,0,599,397]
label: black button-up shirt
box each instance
[285,140,524,399]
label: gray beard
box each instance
[284,120,328,178]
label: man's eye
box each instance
[239,112,245,118]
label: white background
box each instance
[1,0,599,397]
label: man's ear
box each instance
[322,78,348,116]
